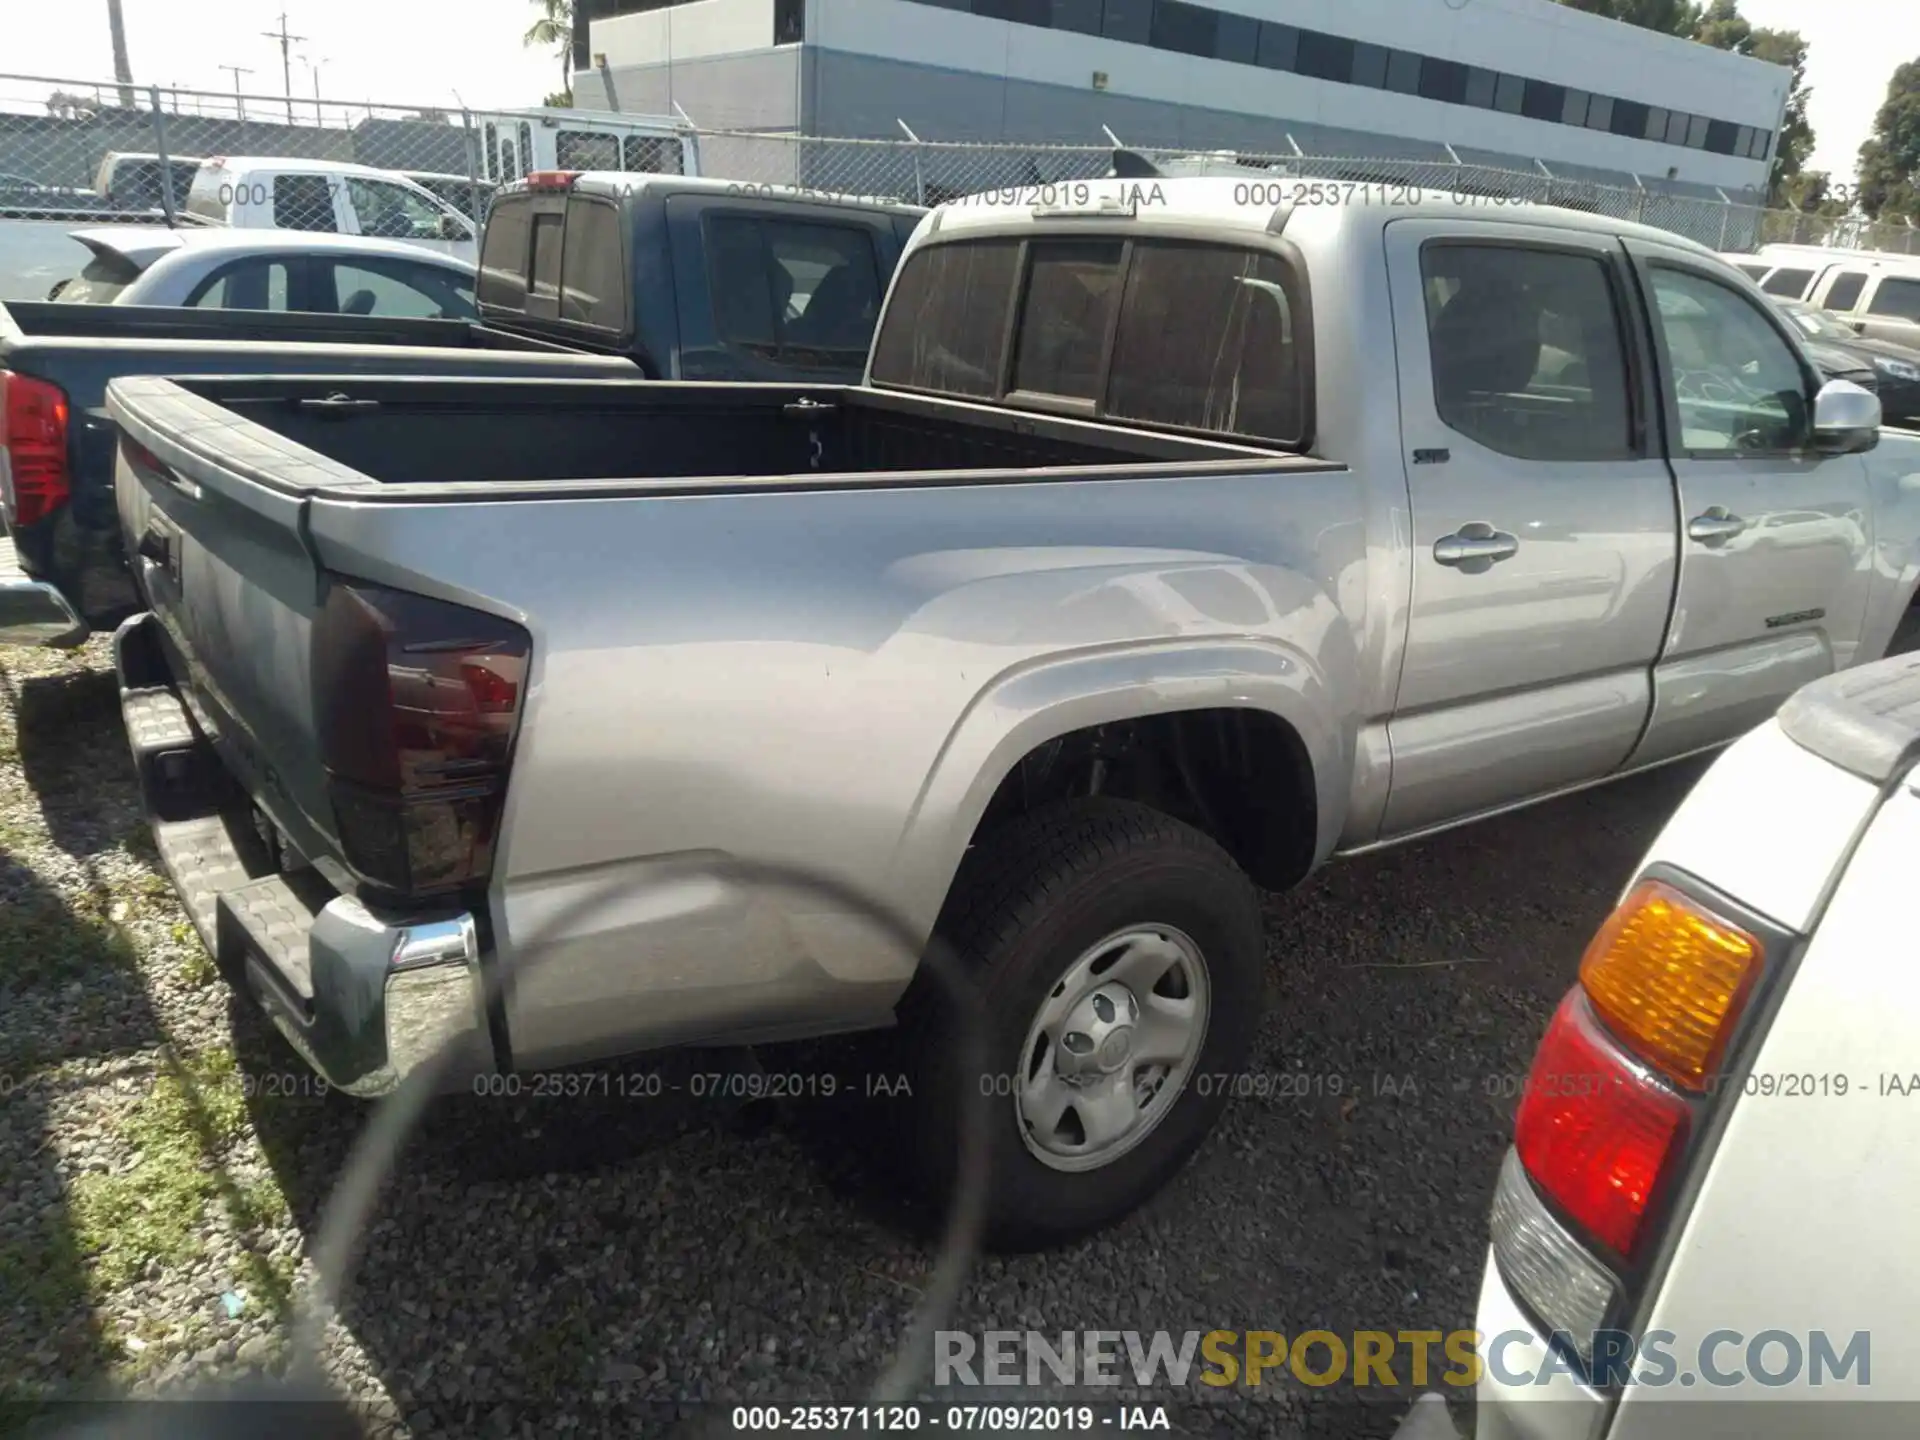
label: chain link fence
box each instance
[5,71,1918,259]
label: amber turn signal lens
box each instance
[1578,880,1762,1091]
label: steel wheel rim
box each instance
[1013,924,1212,1174]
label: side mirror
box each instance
[1811,378,1881,455]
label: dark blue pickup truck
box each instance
[1,175,923,645]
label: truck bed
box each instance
[107,373,1293,493]
[1,300,586,353]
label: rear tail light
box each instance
[1579,879,1761,1090]
[1495,875,1774,1363]
[525,170,579,191]
[1513,992,1691,1258]
[0,371,72,528]
[311,577,531,900]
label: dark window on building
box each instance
[1464,66,1497,108]
[272,174,337,232]
[1823,271,1868,312]
[1611,99,1649,138]
[1521,79,1565,122]
[975,0,1048,23]
[477,196,530,309]
[774,0,804,41]
[556,131,620,170]
[1107,242,1307,445]
[1351,42,1389,89]
[1867,278,1920,322]
[1150,0,1218,57]
[1385,49,1421,95]
[1494,73,1525,113]
[1759,267,1814,298]
[1255,21,1298,69]
[1703,120,1737,156]
[1420,243,1634,462]
[1101,0,1151,44]
[559,197,626,330]
[530,213,564,300]
[1012,240,1124,401]
[1214,11,1258,64]
[869,239,1021,398]
[1053,0,1102,34]
[1295,29,1355,82]
[1586,95,1614,131]
[1419,57,1467,104]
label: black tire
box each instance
[898,797,1265,1251]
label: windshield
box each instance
[52,252,140,304]
[1782,304,1854,342]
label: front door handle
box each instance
[1433,523,1520,572]
[1688,507,1749,544]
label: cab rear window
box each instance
[871,235,1311,447]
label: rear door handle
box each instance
[1688,508,1749,544]
[1433,523,1520,571]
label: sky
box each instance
[7,0,1920,182]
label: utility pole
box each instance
[262,10,307,125]
[304,57,327,126]
[106,0,136,109]
[219,64,253,120]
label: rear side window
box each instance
[869,240,1021,397]
[1759,266,1813,298]
[559,197,626,329]
[705,215,883,370]
[1010,240,1124,402]
[624,135,682,174]
[478,198,531,308]
[1107,242,1306,444]
[1823,271,1868,312]
[1420,242,1634,462]
[1867,277,1920,322]
[188,259,293,311]
[557,131,620,170]
[530,213,564,300]
[273,174,337,232]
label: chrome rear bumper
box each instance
[0,534,86,646]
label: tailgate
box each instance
[109,374,363,873]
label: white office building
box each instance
[573,0,1790,201]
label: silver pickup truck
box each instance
[102,178,1920,1249]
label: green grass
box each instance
[69,1046,295,1315]
[0,895,140,992]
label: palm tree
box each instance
[524,0,574,103]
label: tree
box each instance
[524,0,574,103]
[1858,59,1920,223]
[1556,0,1700,37]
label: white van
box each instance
[183,157,477,263]
[468,109,699,187]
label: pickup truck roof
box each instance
[530,171,927,218]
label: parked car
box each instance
[92,151,204,211]
[181,156,479,263]
[1803,255,1920,348]
[0,178,921,646]
[0,209,216,304]
[1462,649,1920,1439]
[100,176,1920,1250]
[1773,295,1920,424]
[50,228,477,318]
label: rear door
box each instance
[664,196,900,382]
[1854,271,1920,348]
[1378,219,1677,837]
[1622,237,1873,767]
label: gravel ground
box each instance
[0,637,1709,1438]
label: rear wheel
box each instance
[900,798,1266,1250]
